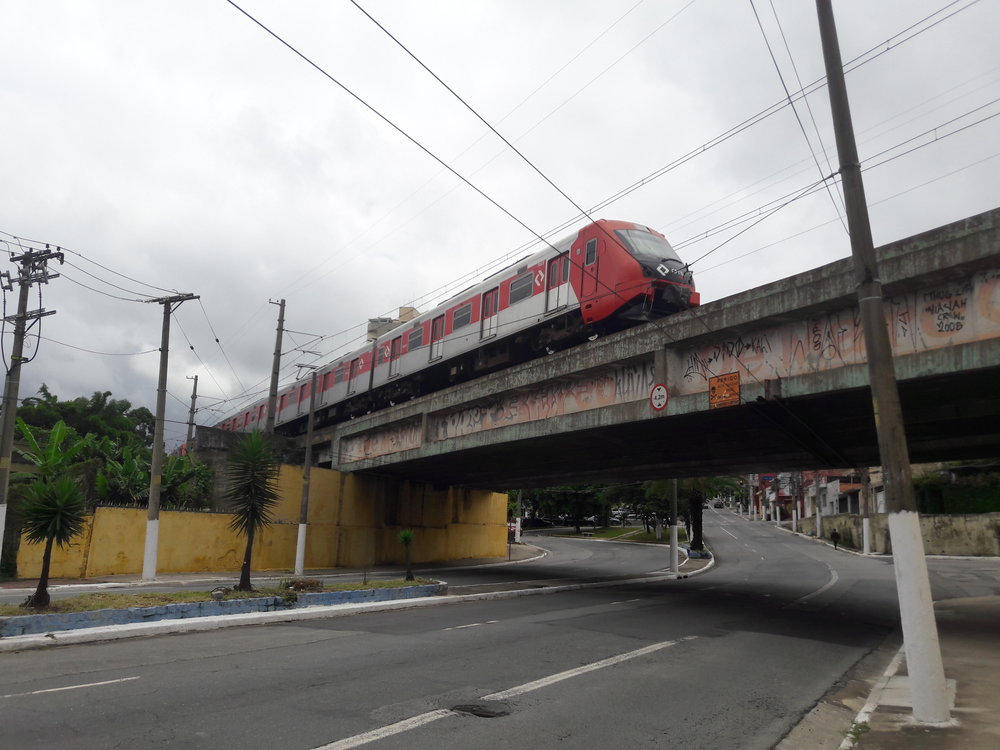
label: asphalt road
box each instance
[2,510,998,749]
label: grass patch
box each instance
[0,578,433,617]
[621,529,689,544]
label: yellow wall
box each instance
[16,466,507,578]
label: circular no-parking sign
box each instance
[650,383,669,411]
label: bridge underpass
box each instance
[318,208,1000,490]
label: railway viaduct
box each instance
[312,207,1000,491]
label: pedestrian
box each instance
[830,530,841,550]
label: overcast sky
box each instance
[2,0,998,447]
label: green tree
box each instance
[224,431,280,591]
[19,477,88,608]
[94,445,149,506]
[397,528,415,581]
[15,419,98,481]
[18,385,154,450]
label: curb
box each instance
[0,563,713,653]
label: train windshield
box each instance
[615,229,682,265]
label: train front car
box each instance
[573,219,698,328]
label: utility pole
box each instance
[670,478,679,575]
[0,247,62,569]
[185,375,198,454]
[142,293,198,581]
[265,299,285,434]
[294,369,317,576]
[816,0,948,723]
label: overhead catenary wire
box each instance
[749,0,848,234]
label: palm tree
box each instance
[397,529,415,581]
[20,477,88,608]
[224,431,280,591]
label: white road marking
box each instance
[483,636,697,700]
[314,637,697,749]
[720,526,739,539]
[314,709,455,749]
[789,565,840,607]
[443,620,500,631]
[1,676,139,700]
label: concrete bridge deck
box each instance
[324,208,1000,489]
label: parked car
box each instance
[713,501,725,508]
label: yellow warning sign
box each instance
[709,372,740,408]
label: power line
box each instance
[749,0,847,234]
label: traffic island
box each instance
[0,581,446,638]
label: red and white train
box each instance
[218,219,699,435]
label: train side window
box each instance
[408,327,423,350]
[323,371,335,390]
[585,238,597,265]
[430,315,445,360]
[453,303,472,330]
[388,336,402,377]
[279,394,289,411]
[509,272,533,304]
[562,253,570,281]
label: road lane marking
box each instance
[315,709,455,749]
[788,566,839,607]
[443,620,499,631]
[720,526,739,539]
[483,636,698,700]
[314,637,697,748]
[1,676,139,700]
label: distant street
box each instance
[2,510,998,749]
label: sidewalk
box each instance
[850,596,1000,749]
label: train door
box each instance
[481,288,498,340]
[347,357,362,395]
[296,380,311,416]
[546,253,569,312]
[388,336,402,377]
[582,238,599,298]
[430,315,445,360]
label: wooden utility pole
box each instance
[0,247,62,568]
[264,299,285,434]
[185,375,198,453]
[816,0,948,722]
[294,369,318,576]
[141,293,198,581]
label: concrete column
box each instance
[670,524,679,576]
[817,503,823,539]
[863,517,871,555]
[792,508,798,533]
[889,511,950,722]
[774,504,781,527]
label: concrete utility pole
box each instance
[265,299,286,434]
[670,478,679,575]
[294,369,318,576]
[142,293,198,581]
[816,0,948,723]
[861,467,872,554]
[0,247,62,567]
[185,375,198,453]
